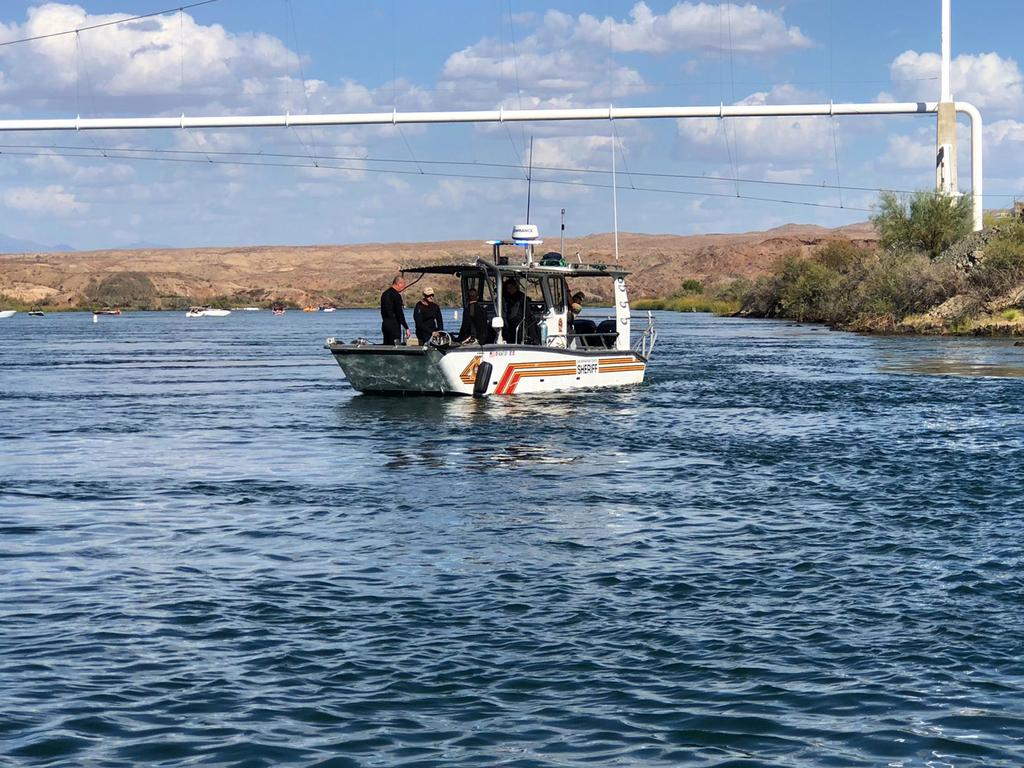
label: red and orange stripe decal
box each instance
[599,356,646,374]
[459,355,483,384]
[494,360,576,395]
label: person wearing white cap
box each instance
[413,286,444,345]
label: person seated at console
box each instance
[502,278,526,344]
[457,288,489,344]
[567,290,584,326]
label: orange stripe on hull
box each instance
[601,365,646,373]
[492,356,644,395]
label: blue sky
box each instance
[0,0,1020,249]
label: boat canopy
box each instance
[401,259,630,279]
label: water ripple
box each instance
[1,310,1023,766]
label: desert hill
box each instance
[0,222,877,309]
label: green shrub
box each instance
[816,239,867,274]
[739,239,961,328]
[859,252,962,326]
[679,279,704,294]
[872,191,973,259]
[713,278,752,304]
[777,257,837,323]
[969,225,1024,300]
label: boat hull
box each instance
[326,343,646,396]
[0,310,15,319]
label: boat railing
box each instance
[632,311,657,359]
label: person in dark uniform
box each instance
[413,286,444,345]
[380,275,409,345]
[457,288,489,344]
[502,278,526,344]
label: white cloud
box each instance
[0,5,438,119]
[3,184,88,215]
[988,119,1024,146]
[889,51,1024,113]
[532,135,613,168]
[677,84,834,163]
[441,43,648,105]
[881,134,935,171]
[568,2,813,55]
[0,4,299,112]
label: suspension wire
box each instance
[180,9,213,164]
[717,2,740,198]
[285,0,319,166]
[276,1,318,165]
[397,126,424,174]
[388,1,422,175]
[828,0,844,208]
[74,32,99,118]
[0,0,222,47]
[0,141,967,198]
[724,1,742,197]
[507,0,529,158]
[0,145,876,212]
[612,122,637,191]
[74,32,108,158]
[497,1,526,177]
[179,8,185,108]
[608,0,620,260]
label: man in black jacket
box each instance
[413,286,444,345]
[380,275,409,345]
[502,278,526,344]
[457,288,489,344]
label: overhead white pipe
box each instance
[0,100,982,229]
[0,102,944,132]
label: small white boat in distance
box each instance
[185,306,232,318]
[0,310,16,319]
[325,223,657,397]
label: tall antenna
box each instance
[611,123,619,261]
[525,136,534,224]
[560,207,565,255]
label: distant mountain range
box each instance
[0,223,878,308]
[0,233,76,253]
[0,235,172,253]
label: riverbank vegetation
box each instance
[633,279,742,314]
[734,193,1024,335]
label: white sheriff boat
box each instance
[325,225,656,397]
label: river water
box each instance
[2,309,1023,767]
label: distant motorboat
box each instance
[272,305,286,316]
[320,306,337,312]
[28,310,45,317]
[0,310,15,319]
[186,306,231,318]
[94,309,122,316]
